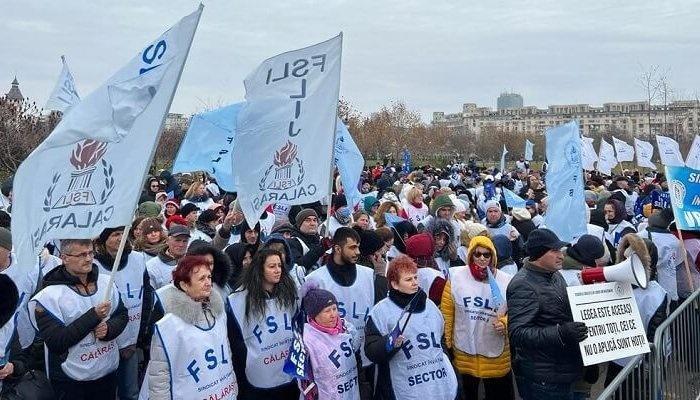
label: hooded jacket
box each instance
[34,264,128,382]
[426,218,455,262]
[287,225,325,270]
[441,236,511,378]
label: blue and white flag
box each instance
[402,149,412,173]
[500,145,508,172]
[502,187,527,209]
[634,138,656,169]
[487,266,505,314]
[11,6,203,272]
[334,122,364,209]
[172,102,244,192]
[666,165,700,230]
[685,135,700,170]
[232,34,343,227]
[597,138,617,176]
[544,120,587,243]
[524,140,534,161]
[45,56,80,113]
[656,135,685,167]
[613,136,634,162]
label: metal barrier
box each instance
[597,289,700,400]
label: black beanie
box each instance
[567,234,604,267]
[355,227,384,257]
[98,226,124,244]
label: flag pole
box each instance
[103,3,204,302]
[324,33,343,239]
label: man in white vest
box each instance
[305,227,388,400]
[146,225,189,290]
[30,238,128,399]
[94,227,153,400]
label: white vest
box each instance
[29,274,120,381]
[97,251,147,348]
[2,254,39,349]
[638,230,680,301]
[401,201,429,228]
[449,266,512,357]
[146,256,176,290]
[434,257,451,279]
[306,265,375,367]
[303,323,360,400]
[154,313,238,399]
[605,220,635,248]
[417,268,443,297]
[227,290,295,389]
[368,297,457,399]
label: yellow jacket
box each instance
[440,235,511,378]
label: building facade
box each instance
[433,99,700,138]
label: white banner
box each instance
[597,138,617,176]
[500,144,508,172]
[634,138,656,169]
[612,136,634,162]
[685,135,700,170]
[656,135,685,166]
[45,55,81,113]
[233,34,343,227]
[581,136,597,171]
[11,6,203,271]
[524,139,534,161]
[567,282,650,366]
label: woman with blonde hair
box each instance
[181,181,214,210]
[401,187,429,228]
[134,218,168,260]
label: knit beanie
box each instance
[405,233,434,259]
[137,201,162,218]
[334,207,352,225]
[179,203,200,218]
[140,218,163,235]
[491,234,512,260]
[0,228,11,251]
[484,199,501,212]
[198,209,219,224]
[97,226,124,244]
[430,194,454,216]
[166,215,188,229]
[357,228,384,257]
[295,208,319,229]
[303,288,338,318]
[363,196,379,214]
[567,234,604,267]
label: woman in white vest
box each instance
[94,227,152,400]
[637,208,682,305]
[603,198,636,250]
[227,248,299,399]
[29,238,128,400]
[364,255,457,400]
[148,255,238,400]
[401,187,429,228]
[300,284,361,400]
[440,235,514,400]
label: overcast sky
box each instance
[3,1,699,120]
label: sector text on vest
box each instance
[407,367,448,387]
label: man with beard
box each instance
[305,227,388,400]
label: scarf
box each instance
[486,214,506,229]
[187,194,210,203]
[309,315,343,336]
[469,262,488,281]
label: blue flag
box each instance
[544,120,587,243]
[487,266,505,313]
[402,149,412,174]
[484,181,496,201]
[666,166,700,231]
[502,187,527,209]
[384,213,406,227]
[283,310,313,381]
[334,122,364,209]
[172,102,244,191]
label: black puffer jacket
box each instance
[506,259,583,384]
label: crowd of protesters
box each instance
[0,155,696,400]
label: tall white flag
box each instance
[11,6,203,271]
[232,34,343,227]
[500,145,508,172]
[597,138,617,175]
[524,140,534,161]
[45,56,81,113]
[581,136,597,171]
[656,135,685,166]
[634,138,656,169]
[612,136,634,162]
[685,135,700,170]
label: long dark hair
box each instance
[241,248,297,321]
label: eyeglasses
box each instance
[64,250,95,259]
[474,251,492,259]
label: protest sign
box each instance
[567,282,650,366]
[666,165,700,230]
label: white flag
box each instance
[597,138,617,175]
[656,135,685,166]
[500,145,508,172]
[581,136,597,171]
[634,138,656,169]
[11,6,202,271]
[524,139,534,161]
[232,34,343,227]
[612,136,634,162]
[45,56,81,113]
[685,135,700,170]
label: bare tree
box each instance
[637,64,664,141]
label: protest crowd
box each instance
[2,153,697,400]
[2,6,699,400]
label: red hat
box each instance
[405,233,434,259]
[165,214,188,229]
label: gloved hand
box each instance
[559,321,588,344]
